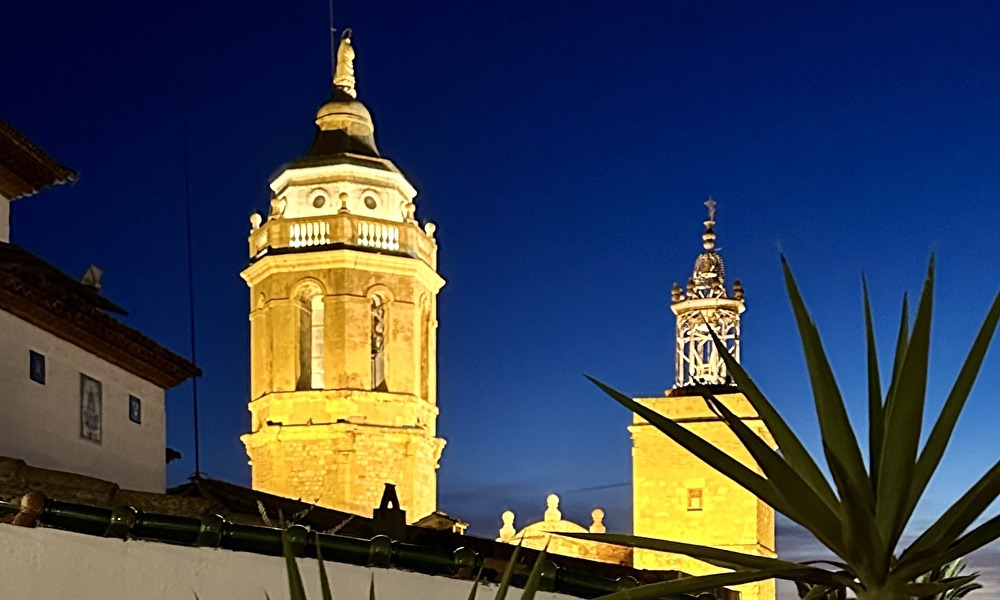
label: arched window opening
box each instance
[296,285,324,391]
[371,295,388,391]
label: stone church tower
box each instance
[631,201,776,600]
[241,33,445,522]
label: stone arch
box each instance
[366,284,393,392]
[293,278,326,391]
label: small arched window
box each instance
[296,284,324,390]
[371,295,388,391]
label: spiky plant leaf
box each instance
[907,289,1000,518]
[316,535,333,600]
[520,546,549,600]
[875,258,935,554]
[467,565,484,600]
[706,319,841,515]
[561,532,840,585]
[700,392,845,552]
[281,527,307,600]
[781,257,874,515]
[493,541,521,600]
[594,568,819,600]
[862,277,884,487]
[369,574,375,600]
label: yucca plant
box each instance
[569,257,1000,600]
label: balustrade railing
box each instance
[249,213,435,267]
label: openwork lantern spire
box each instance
[670,199,745,388]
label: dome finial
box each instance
[702,197,717,250]
[333,29,357,98]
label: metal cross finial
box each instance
[705,197,717,223]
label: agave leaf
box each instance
[281,528,307,600]
[899,458,1000,568]
[520,546,549,600]
[701,393,845,553]
[907,290,1000,518]
[493,541,521,600]
[876,257,934,553]
[560,532,839,584]
[593,568,828,600]
[467,565,484,600]
[781,257,874,512]
[705,325,841,514]
[369,574,375,600]
[862,277,884,487]
[586,376,806,517]
[316,535,333,600]
[901,574,980,596]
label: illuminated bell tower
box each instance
[240,32,445,522]
[631,200,776,600]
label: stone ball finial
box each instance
[671,282,683,303]
[424,222,437,238]
[589,508,606,534]
[733,278,744,300]
[499,510,516,542]
[249,212,262,231]
[405,202,416,222]
[338,192,350,214]
[544,494,561,522]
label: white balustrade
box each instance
[289,221,331,248]
[356,221,400,251]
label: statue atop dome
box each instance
[333,30,357,98]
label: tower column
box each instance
[632,201,775,600]
[241,32,445,522]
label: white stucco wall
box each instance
[0,525,580,600]
[0,308,166,492]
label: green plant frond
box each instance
[896,513,1000,582]
[559,532,840,584]
[907,289,1000,519]
[316,534,333,600]
[901,574,980,597]
[891,293,910,382]
[493,541,521,600]
[281,528,307,600]
[781,257,874,513]
[862,276,884,487]
[587,376,794,503]
[593,567,828,600]
[467,565,484,600]
[876,256,935,552]
[519,546,549,600]
[900,457,1000,567]
[701,393,846,553]
[704,325,842,514]
[825,449,888,580]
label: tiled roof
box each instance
[0,242,200,389]
[0,120,76,200]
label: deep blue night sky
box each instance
[5,1,1000,596]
